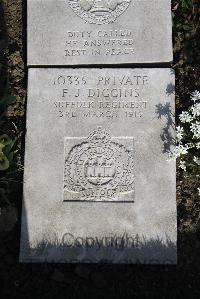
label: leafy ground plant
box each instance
[170,90,200,183]
[0,134,16,171]
[0,63,17,205]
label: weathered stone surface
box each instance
[20,68,176,263]
[27,0,172,66]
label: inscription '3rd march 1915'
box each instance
[64,127,135,201]
[68,0,132,25]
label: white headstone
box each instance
[20,68,177,264]
[27,0,173,65]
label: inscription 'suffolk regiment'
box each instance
[64,127,135,201]
[68,0,132,25]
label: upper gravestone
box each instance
[27,0,173,66]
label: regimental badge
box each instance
[63,127,135,202]
[68,0,132,25]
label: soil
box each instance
[0,0,200,298]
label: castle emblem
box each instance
[68,0,132,25]
[64,127,135,201]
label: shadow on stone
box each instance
[166,82,175,96]
[155,101,175,154]
[20,233,177,264]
